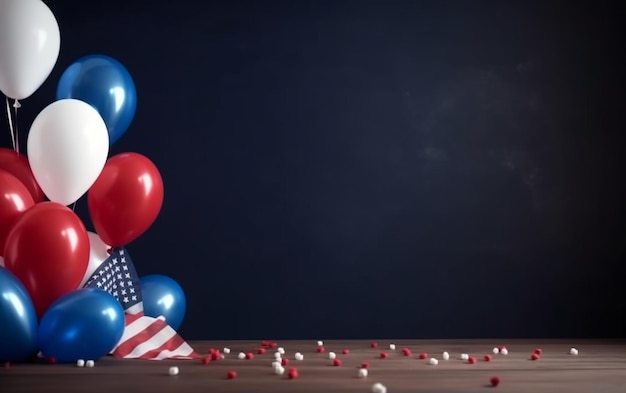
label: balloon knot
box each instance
[106,247,113,255]
[13,99,21,109]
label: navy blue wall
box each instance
[7,0,625,339]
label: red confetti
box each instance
[498,345,506,351]
[47,357,56,364]
[531,353,540,361]
[261,340,270,347]
[490,376,501,387]
[402,348,412,356]
[281,358,289,366]
[317,346,325,353]
[361,362,369,369]
[288,368,299,379]
[484,354,492,362]
[333,358,342,367]
[211,352,221,361]
[209,348,216,354]
[370,342,378,348]
[342,349,350,355]
[245,353,254,360]
[201,357,211,365]
[468,357,477,364]
[379,352,388,359]
[227,370,237,379]
[258,348,266,355]
[534,348,542,356]
[270,342,278,349]
[418,353,428,360]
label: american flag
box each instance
[83,248,199,360]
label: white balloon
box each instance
[78,232,111,288]
[27,99,109,206]
[0,0,61,100]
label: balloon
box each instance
[139,275,186,331]
[88,153,164,247]
[78,231,111,288]
[0,0,60,100]
[56,54,137,145]
[3,202,90,318]
[0,266,39,362]
[0,170,35,256]
[38,288,125,363]
[0,148,45,202]
[27,99,109,206]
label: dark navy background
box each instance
[5,0,624,340]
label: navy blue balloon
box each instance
[0,267,38,362]
[56,54,137,145]
[38,288,125,363]
[140,275,186,330]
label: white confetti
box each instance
[358,368,368,378]
[429,358,439,366]
[328,351,336,360]
[168,366,179,376]
[85,360,94,368]
[274,365,285,375]
[570,348,579,355]
[500,348,508,355]
[442,351,450,360]
[238,352,246,359]
[317,341,323,346]
[278,347,285,355]
[492,347,500,354]
[389,344,396,350]
[294,352,304,361]
[76,359,85,367]
[372,382,387,393]
[461,353,469,360]
[223,347,231,354]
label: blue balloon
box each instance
[140,275,186,330]
[38,288,125,363]
[0,267,38,362]
[56,54,137,145]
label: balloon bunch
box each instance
[0,0,185,364]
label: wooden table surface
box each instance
[1,339,625,393]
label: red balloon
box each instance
[0,147,45,203]
[3,202,89,318]
[88,152,164,247]
[0,170,35,256]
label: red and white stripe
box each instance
[111,313,200,360]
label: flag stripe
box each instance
[124,312,146,326]
[134,330,186,359]
[112,314,201,359]
[126,303,144,314]
[121,313,163,341]
[151,343,197,360]
[113,316,169,358]
[116,324,176,358]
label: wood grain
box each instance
[1,340,625,393]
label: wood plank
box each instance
[1,340,625,393]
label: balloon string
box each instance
[5,96,16,152]
[71,201,76,211]
[13,100,20,154]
